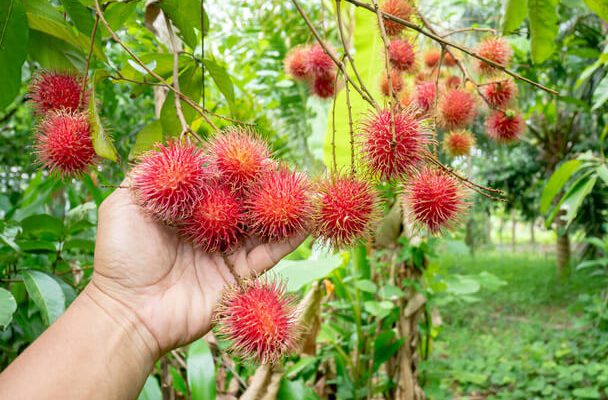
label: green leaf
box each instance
[89,72,119,161]
[592,75,608,110]
[561,175,597,228]
[364,300,394,319]
[277,379,319,400]
[169,366,188,396]
[572,387,601,399]
[104,1,137,33]
[129,120,163,161]
[501,0,528,34]
[446,275,481,295]
[378,284,405,300]
[63,238,95,252]
[137,376,162,400]
[59,0,94,35]
[373,330,404,371]
[528,0,559,64]
[540,160,582,214]
[0,0,29,110]
[596,164,608,185]
[21,269,66,326]
[20,214,63,238]
[28,30,83,70]
[187,339,216,400]
[203,58,235,113]
[159,0,200,49]
[582,0,608,21]
[0,287,17,329]
[272,252,346,292]
[355,279,378,293]
[15,239,57,252]
[160,65,201,135]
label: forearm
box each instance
[0,283,159,400]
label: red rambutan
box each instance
[284,46,310,81]
[485,110,524,143]
[178,183,245,253]
[215,278,299,363]
[360,108,430,180]
[445,75,462,89]
[412,81,437,114]
[207,127,272,190]
[483,79,517,108]
[245,166,312,241]
[380,0,413,36]
[306,44,335,78]
[380,69,404,97]
[443,52,457,67]
[438,88,477,130]
[403,168,467,233]
[35,110,95,177]
[312,174,380,248]
[311,73,337,99]
[442,130,475,157]
[424,49,441,69]
[475,37,512,75]
[130,141,210,223]
[388,39,416,72]
[29,71,86,114]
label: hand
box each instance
[90,185,306,358]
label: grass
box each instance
[422,248,608,400]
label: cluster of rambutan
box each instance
[28,71,96,177]
[284,44,339,99]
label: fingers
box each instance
[246,232,308,275]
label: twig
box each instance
[441,27,496,38]
[344,0,557,95]
[222,255,243,288]
[331,71,339,172]
[80,14,100,107]
[432,45,446,156]
[93,0,220,131]
[345,79,356,174]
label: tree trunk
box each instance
[511,209,516,252]
[556,211,571,278]
[530,220,536,245]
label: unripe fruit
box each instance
[35,110,95,177]
[245,166,312,241]
[403,168,467,233]
[483,79,517,108]
[361,108,430,180]
[438,88,477,130]
[178,183,245,253]
[312,174,380,248]
[207,127,272,190]
[215,278,299,363]
[388,39,416,72]
[306,44,335,78]
[475,37,512,75]
[284,46,310,80]
[380,0,414,36]
[130,141,210,223]
[412,81,437,114]
[311,73,337,99]
[380,69,404,97]
[485,110,524,143]
[29,71,86,114]
[442,130,475,157]
[424,49,441,69]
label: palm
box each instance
[92,187,305,353]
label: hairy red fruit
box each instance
[35,110,95,177]
[245,166,312,241]
[29,71,86,114]
[312,174,380,248]
[483,79,517,108]
[380,0,413,36]
[284,46,310,80]
[485,110,524,143]
[361,108,430,180]
[412,81,437,114]
[388,39,416,72]
[306,44,335,78]
[404,168,467,233]
[179,184,245,253]
[130,141,210,223]
[380,69,404,97]
[438,88,477,129]
[215,278,299,363]
[442,130,475,157]
[400,89,412,107]
[424,49,441,69]
[207,127,271,190]
[476,37,512,75]
[445,75,462,89]
[443,52,457,67]
[311,73,337,98]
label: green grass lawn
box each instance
[422,249,608,400]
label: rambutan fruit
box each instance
[400,88,412,107]
[475,37,512,75]
[215,278,299,363]
[245,166,312,241]
[388,39,416,72]
[442,130,475,157]
[483,79,517,108]
[178,183,245,253]
[284,46,310,81]
[485,110,524,143]
[380,69,404,97]
[438,88,477,130]
[403,168,468,233]
[34,110,95,177]
[207,127,272,190]
[443,52,457,67]
[29,70,86,114]
[360,107,431,180]
[412,81,437,114]
[424,49,441,69]
[311,73,337,99]
[130,141,210,223]
[444,75,462,89]
[312,174,380,248]
[306,44,335,78]
[380,0,413,36]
